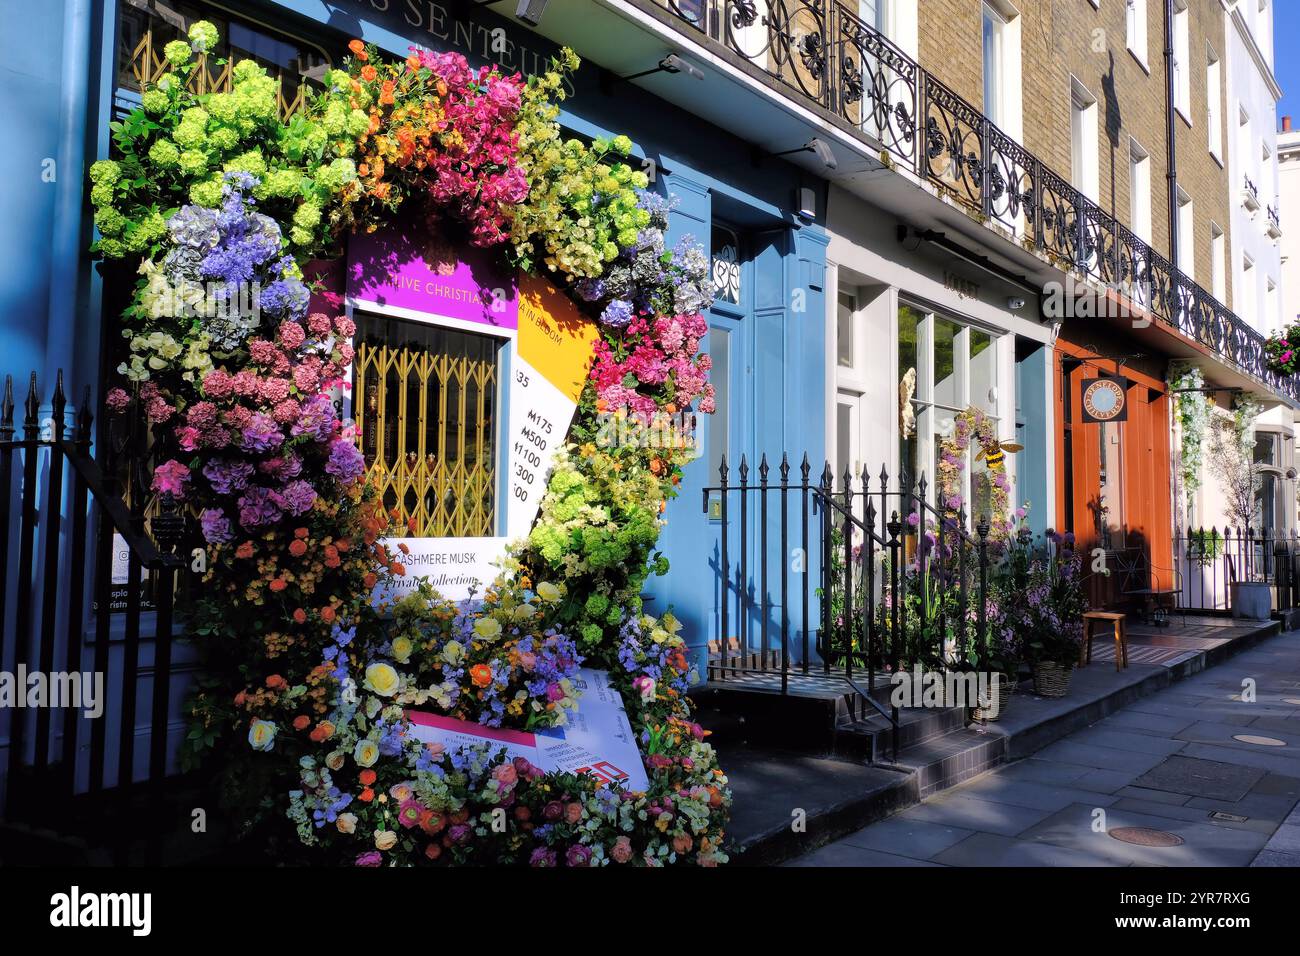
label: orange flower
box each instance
[363,572,378,588]
[292,608,307,624]
[265,674,286,689]
[469,664,492,688]
[289,539,308,557]
[406,55,420,72]
[397,542,410,555]
[390,562,406,576]
[235,541,254,560]
[359,769,377,786]
[294,527,309,539]
[293,715,310,731]
[309,721,335,742]
[348,39,366,57]
[269,577,288,592]
[320,606,337,624]
[361,64,378,82]
[359,787,375,803]
[335,538,351,552]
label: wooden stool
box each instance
[1082,611,1128,671]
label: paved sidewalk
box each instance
[787,630,1300,867]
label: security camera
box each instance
[1008,297,1026,311]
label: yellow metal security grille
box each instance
[354,314,498,537]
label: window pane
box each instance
[970,329,997,416]
[837,291,856,368]
[898,305,922,478]
[933,316,960,408]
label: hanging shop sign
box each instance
[1081,375,1129,423]
[406,668,649,791]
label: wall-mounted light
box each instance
[620,54,705,83]
[769,137,837,171]
[471,0,549,26]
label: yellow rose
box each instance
[442,641,464,665]
[391,636,413,664]
[374,829,398,851]
[364,662,400,697]
[473,617,503,640]
[513,603,537,621]
[354,739,380,767]
[336,812,357,834]
[247,719,277,751]
[536,581,562,602]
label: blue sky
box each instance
[1277,3,1299,124]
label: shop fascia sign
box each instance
[336,0,571,91]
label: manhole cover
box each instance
[1109,826,1185,847]
[1133,756,1266,802]
[1233,734,1287,747]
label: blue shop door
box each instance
[704,225,796,675]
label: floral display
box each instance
[934,406,1016,548]
[1168,361,1209,498]
[1019,531,1087,667]
[93,24,729,866]
[1264,317,1300,376]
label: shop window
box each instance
[354,313,499,537]
[897,302,1003,513]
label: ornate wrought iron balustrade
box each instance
[647,0,1297,402]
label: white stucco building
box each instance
[1224,0,1283,334]
[1279,119,1300,327]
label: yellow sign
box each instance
[516,272,599,403]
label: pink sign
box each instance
[346,227,518,331]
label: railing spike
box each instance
[800,451,810,480]
[758,453,769,481]
[821,461,833,488]
[778,452,790,481]
[0,374,13,435]
[77,385,93,442]
[49,369,66,439]
[23,371,39,431]
[738,454,749,482]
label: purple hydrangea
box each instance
[237,485,283,528]
[240,412,284,454]
[600,298,635,328]
[324,438,365,483]
[291,394,337,441]
[199,508,234,543]
[202,458,255,495]
[279,479,317,516]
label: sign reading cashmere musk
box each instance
[1081,375,1129,423]
[347,228,597,601]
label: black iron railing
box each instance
[701,454,996,755]
[0,371,189,844]
[1175,525,1300,614]
[646,0,1297,402]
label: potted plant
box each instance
[1023,532,1087,698]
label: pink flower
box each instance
[610,836,634,863]
[105,388,130,413]
[151,459,190,499]
[307,313,333,336]
[278,320,306,350]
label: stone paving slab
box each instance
[1066,726,1191,756]
[1032,740,1171,774]
[930,830,1128,867]
[956,775,1122,812]
[898,794,1059,837]
[1131,755,1266,801]
[1098,710,1195,736]
[1179,741,1300,775]
[838,816,974,859]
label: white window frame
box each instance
[1129,137,1152,243]
[1071,77,1100,202]
[1127,0,1148,69]
[1206,46,1222,161]
[1173,0,1191,123]
[1176,186,1194,279]
[1210,221,1226,302]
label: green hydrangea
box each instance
[163,40,192,66]
[187,19,219,53]
[88,160,120,184]
[316,158,357,191]
[93,206,126,236]
[293,201,321,230]
[208,125,239,151]
[256,168,301,199]
[96,237,125,258]
[189,176,223,207]
[90,181,114,206]
[224,149,267,178]
[148,139,180,167]
[178,148,208,176]
[141,89,169,115]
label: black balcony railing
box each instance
[648,0,1297,402]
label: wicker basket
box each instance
[1032,661,1074,698]
[972,673,1016,721]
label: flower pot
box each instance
[1230,581,1272,621]
[1032,661,1073,698]
[971,673,1015,721]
